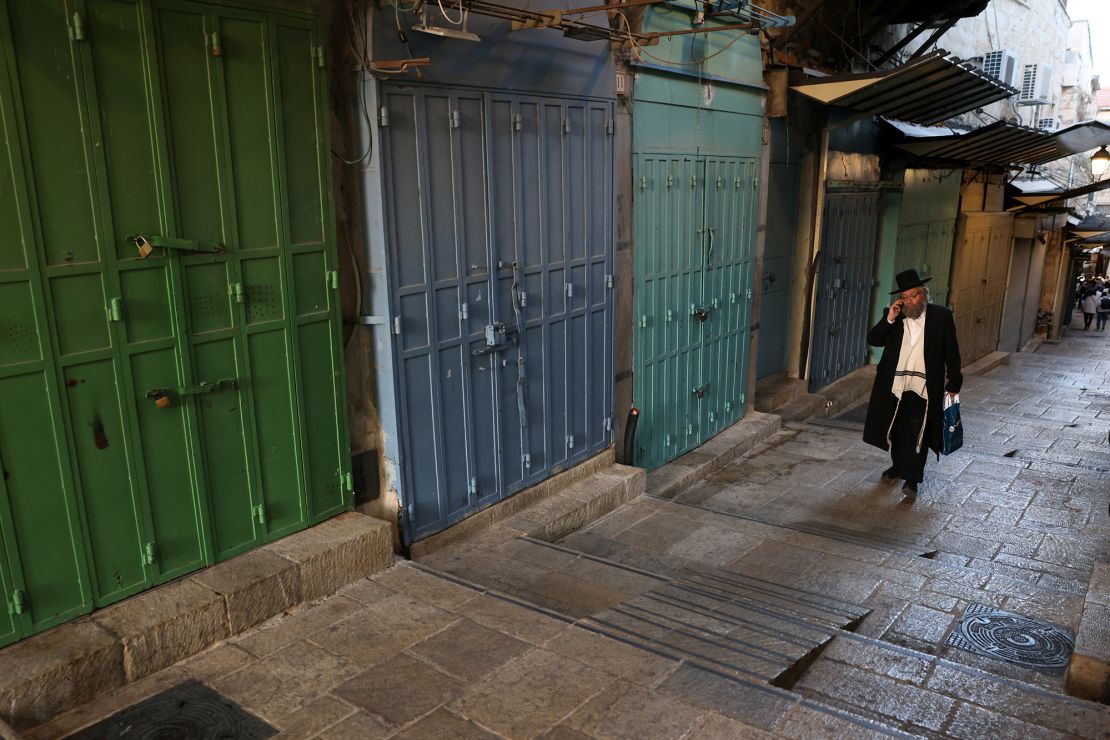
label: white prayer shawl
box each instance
[887,315,929,452]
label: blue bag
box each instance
[942,394,963,455]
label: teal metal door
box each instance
[0,0,349,646]
[632,154,756,468]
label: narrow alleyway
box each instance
[32,322,1110,739]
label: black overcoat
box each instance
[862,303,963,455]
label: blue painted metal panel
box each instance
[809,192,879,392]
[378,84,613,541]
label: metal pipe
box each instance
[622,407,640,465]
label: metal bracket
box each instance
[9,589,25,615]
[472,323,518,355]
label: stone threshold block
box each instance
[963,350,1010,376]
[410,448,618,558]
[0,513,393,732]
[647,412,782,500]
[1066,562,1110,703]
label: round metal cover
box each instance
[945,603,1074,674]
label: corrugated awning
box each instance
[1011,177,1110,213]
[791,50,1016,125]
[890,121,1061,166]
[889,119,1110,168]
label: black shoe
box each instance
[902,481,919,496]
[881,466,900,482]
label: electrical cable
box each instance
[617,11,750,67]
[436,0,466,25]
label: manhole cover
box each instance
[66,679,276,739]
[945,603,1074,674]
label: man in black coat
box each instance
[863,269,962,498]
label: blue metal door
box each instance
[379,85,614,541]
[809,192,879,392]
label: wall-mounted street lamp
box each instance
[1091,146,1110,178]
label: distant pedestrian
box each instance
[1082,289,1098,329]
[1098,288,1110,331]
[863,269,963,499]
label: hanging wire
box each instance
[436,0,466,25]
[616,11,751,67]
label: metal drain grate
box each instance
[65,679,276,739]
[945,603,1074,674]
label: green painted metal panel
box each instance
[639,4,763,90]
[0,374,89,632]
[0,0,348,644]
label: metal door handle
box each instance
[707,227,715,265]
[693,307,710,322]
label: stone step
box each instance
[793,632,1110,738]
[1066,562,1110,703]
[409,449,624,558]
[414,552,910,738]
[0,513,393,732]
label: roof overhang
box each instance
[790,50,1016,125]
[889,119,1110,169]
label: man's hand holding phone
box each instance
[887,300,903,322]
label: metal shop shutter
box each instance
[809,191,880,392]
[631,154,757,469]
[0,0,349,646]
[379,85,614,542]
[999,239,1032,353]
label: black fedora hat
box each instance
[889,268,932,295]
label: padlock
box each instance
[133,235,154,259]
[152,390,172,409]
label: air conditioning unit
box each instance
[1036,117,1061,131]
[1019,63,1054,105]
[982,50,1020,87]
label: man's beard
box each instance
[903,301,925,319]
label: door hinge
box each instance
[467,476,477,495]
[605,119,614,135]
[327,270,339,290]
[379,106,390,127]
[562,117,570,134]
[639,315,647,328]
[143,542,157,565]
[342,472,354,494]
[565,283,574,298]
[392,316,402,335]
[753,176,759,189]
[716,175,723,189]
[253,504,266,525]
[69,11,86,41]
[209,31,222,57]
[450,109,460,129]
[746,288,753,300]
[566,434,575,449]
[690,174,697,189]
[686,423,693,435]
[522,453,531,469]
[108,297,123,322]
[666,174,673,190]
[314,46,326,68]
[605,274,613,289]
[664,434,672,447]
[512,113,522,132]
[459,302,469,320]
[604,416,612,432]
[638,176,646,190]
[735,175,742,189]
[8,589,25,616]
[229,282,245,304]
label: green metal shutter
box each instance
[0,0,349,647]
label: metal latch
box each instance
[144,542,157,565]
[147,378,238,408]
[253,504,266,525]
[472,323,517,355]
[131,234,225,259]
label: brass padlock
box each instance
[151,390,172,409]
[133,235,154,259]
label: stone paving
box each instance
[29,319,1110,738]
